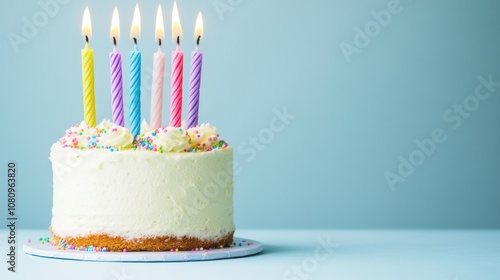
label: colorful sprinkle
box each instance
[38,235,237,253]
[58,123,229,153]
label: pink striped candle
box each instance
[170,1,183,127]
[109,7,124,126]
[150,5,165,130]
[170,45,183,127]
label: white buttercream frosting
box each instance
[58,120,133,149]
[96,119,134,148]
[50,144,235,240]
[141,127,191,152]
[57,120,228,152]
[58,121,98,148]
[140,119,150,135]
[186,123,219,149]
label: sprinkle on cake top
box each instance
[58,119,228,153]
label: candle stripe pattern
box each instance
[81,43,96,127]
[129,47,141,138]
[170,50,183,127]
[150,51,166,130]
[187,51,203,129]
[110,52,124,127]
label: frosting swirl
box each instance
[140,119,150,135]
[140,127,190,152]
[187,123,219,149]
[96,119,134,148]
[57,120,228,153]
[58,120,133,149]
[58,121,99,149]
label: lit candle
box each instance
[150,4,166,130]
[187,12,204,129]
[170,1,183,127]
[109,7,124,127]
[81,6,96,127]
[129,4,141,138]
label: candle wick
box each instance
[133,37,137,45]
[196,36,200,46]
[113,37,117,46]
[85,35,89,43]
[176,36,180,46]
[159,38,162,47]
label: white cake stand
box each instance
[23,237,263,262]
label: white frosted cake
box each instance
[50,120,234,251]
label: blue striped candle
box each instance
[129,4,141,138]
[129,44,141,138]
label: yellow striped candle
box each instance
[81,7,96,127]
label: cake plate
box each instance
[23,237,263,262]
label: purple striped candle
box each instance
[109,7,124,126]
[187,47,202,129]
[110,45,124,126]
[187,12,204,129]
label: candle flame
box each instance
[171,1,183,43]
[130,4,141,40]
[194,12,203,40]
[110,7,120,42]
[82,6,92,38]
[155,4,165,43]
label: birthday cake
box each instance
[46,2,237,252]
[49,120,235,251]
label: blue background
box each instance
[1,0,499,229]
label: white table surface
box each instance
[1,229,499,280]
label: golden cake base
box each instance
[51,229,234,252]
